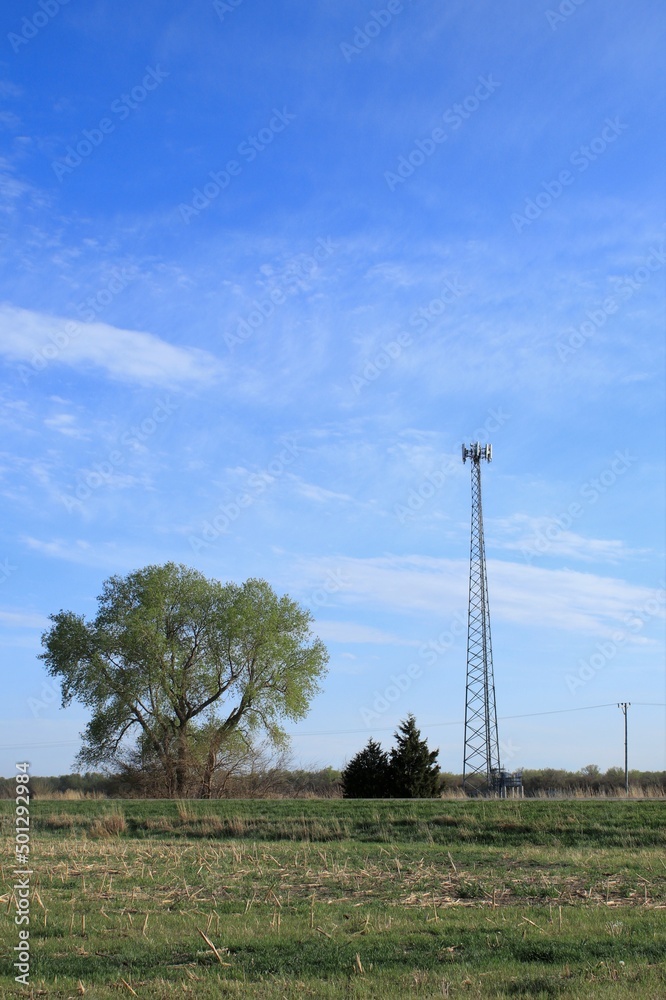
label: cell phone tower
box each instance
[462,442,501,794]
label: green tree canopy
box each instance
[389,715,440,798]
[341,738,390,798]
[40,563,328,796]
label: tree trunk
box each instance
[175,724,190,797]
[200,747,216,799]
[200,735,224,798]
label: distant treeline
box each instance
[1,765,665,799]
[0,768,342,799]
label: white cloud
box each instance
[312,620,418,646]
[0,159,32,210]
[297,554,666,640]
[0,610,49,629]
[0,82,22,99]
[23,537,91,560]
[0,111,21,130]
[294,480,354,504]
[491,513,647,564]
[44,412,89,439]
[0,303,222,387]
[20,535,159,573]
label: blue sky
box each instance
[0,0,664,777]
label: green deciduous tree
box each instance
[40,563,328,797]
[341,738,391,798]
[389,715,440,798]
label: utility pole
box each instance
[462,442,500,794]
[618,702,630,797]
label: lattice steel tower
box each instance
[462,442,501,794]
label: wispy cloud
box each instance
[0,610,50,629]
[312,620,419,646]
[293,480,355,504]
[490,513,648,564]
[296,554,665,640]
[43,412,89,439]
[20,536,156,573]
[0,304,223,387]
[0,159,33,210]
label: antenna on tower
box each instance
[462,441,501,795]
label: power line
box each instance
[0,739,81,751]
[1,703,664,750]
[291,702,666,738]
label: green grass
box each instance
[1,797,665,846]
[0,800,665,997]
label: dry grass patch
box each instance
[89,810,127,838]
[41,812,77,830]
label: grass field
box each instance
[1,800,665,998]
